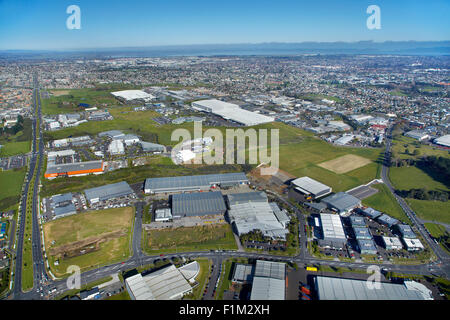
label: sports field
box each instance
[318,154,372,174]
[144,224,237,254]
[43,207,134,277]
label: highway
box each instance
[4,77,449,299]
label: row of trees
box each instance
[396,188,449,202]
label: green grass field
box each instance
[424,223,448,239]
[389,165,450,191]
[43,207,134,277]
[0,140,31,157]
[406,199,450,224]
[143,224,237,254]
[0,167,26,211]
[362,183,409,223]
[391,134,450,160]
[104,290,131,300]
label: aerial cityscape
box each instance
[0,0,449,309]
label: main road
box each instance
[5,79,448,299]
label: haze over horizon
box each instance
[1,0,449,51]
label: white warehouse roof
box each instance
[111,90,155,101]
[291,176,332,198]
[191,99,274,126]
[434,134,450,147]
[320,213,346,241]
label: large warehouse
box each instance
[144,172,248,194]
[227,192,290,240]
[45,160,104,179]
[318,213,347,249]
[290,176,332,200]
[171,191,227,218]
[111,90,155,102]
[250,260,286,300]
[315,276,432,300]
[191,99,274,126]
[84,181,135,204]
[434,134,450,147]
[322,192,361,214]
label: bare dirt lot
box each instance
[318,154,372,174]
[49,90,71,96]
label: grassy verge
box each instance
[104,290,131,300]
[55,276,113,300]
[407,199,450,224]
[362,183,409,223]
[0,167,27,211]
[183,258,212,300]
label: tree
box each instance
[413,149,420,156]
[405,148,410,155]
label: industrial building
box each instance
[290,176,332,200]
[125,262,199,300]
[171,191,226,218]
[357,239,377,254]
[359,207,382,219]
[396,224,416,239]
[318,213,346,249]
[114,134,140,146]
[315,276,433,300]
[140,141,165,153]
[376,214,399,228]
[227,192,290,240]
[405,130,430,141]
[84,181,135,204]
[322,192,361,214]
[403,238,424,251]
[382,236,403,250]
[108,139,125,155]
[49,193,77,219]
[250,260,286,300]
[191,99,274,126]
[144,172,248,194]
[232,264,254,283]
[349,215,366,227]
[45,160,104,179]
[111,90,155,102]
[433,134,450,147]
[154,208,172,222]
[353,226,372,240]
[99,130,125,139]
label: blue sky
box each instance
[0,0,449,50]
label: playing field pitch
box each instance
[318,154,372,174]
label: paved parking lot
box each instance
[0,155,28,170]
[347,185,379,200]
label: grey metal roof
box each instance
[377,214,399,227]
[270,202,290,224]
[227,191,267,206]
[46,160,103,175]
[291,176,332,197]
[349,215,366,227]
[250,277,285,300]
[51,193,73,205]
[84,181,134,202]
[254,260,285,280]
[232,264,254,282]
[360,207,382,219]
[357,238,377,253]
[320,213,346,241]
[98,130,124,138]
[145,172,248,193]
[140,141,165,152]
[171,191,226,217]
[54,203,77,216]
[353,226,372,240]
[316,276,428,300]
[397,224,416,238]
[322,192,361,212]
[304,202,327,211]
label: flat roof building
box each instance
[232,264,254,283]
[144,172,248,194]
[250,260,286,300]
[322,192,361,214]
[353,226,372,240]
[403,238,424,251]
[140,141,165,153]
[357,238,377,254]
[171,191,226,218]
[291,176,332,199]
[434,134,450,147]
[315,276,432,300]
[382,236,403,250]
[318,213,346,249]
[359,207,382,219]
[111,90,155,102]
[377,214,399,228]
[45,160,104,179]
[154,208,172,222]
[405,130,429,141]
[396,224,416,239]
[349,215,366,227]
[84,181,135,204]
[191,99,274,126]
